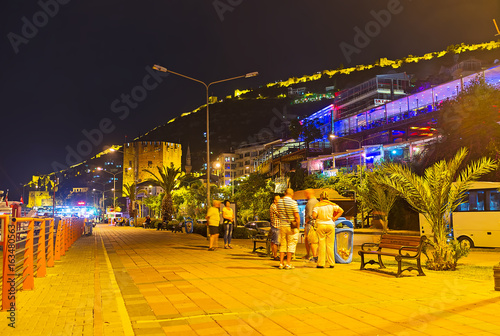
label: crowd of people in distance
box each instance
[205,188,344,269]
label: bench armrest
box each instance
[361,242,379,251]
[398,245,419,257]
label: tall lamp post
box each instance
[97,167,123,210]
[152,65,258,207]
[92,188,105,212]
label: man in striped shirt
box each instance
[277,188,300,269]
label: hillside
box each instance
[137,42,500,170]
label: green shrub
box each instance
[233,226,251,239]
[135,217,146,227]
[151,219,163,229]
[193,223,208,237]
[191,223,251,239]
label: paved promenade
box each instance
[1,225,500,335]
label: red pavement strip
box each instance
[1,224,500,336]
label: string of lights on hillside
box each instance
[138,41,500,135]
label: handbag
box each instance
[286,206,299,230]
[307,225,319,244]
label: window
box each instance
[456,190,499,212]
[148,161,153,168]
[489,190,500,211]
[470,191,485,211]
[129,161,132,167]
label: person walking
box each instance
[206,200,221,251]
[277,188,300,269]
[222,200,235,249]
[312,191,344,268]
[303,189,318,262]
[269,195,281,260]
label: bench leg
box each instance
[396,260,402,278]
[417,257,426,276]
[378,254,386,269]
[252,241,257,253]
[359,253,366,270]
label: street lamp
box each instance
[91,180,111,213]
[92,188,105,212]
[97,167,123,210]
[329,134,367,168]
[152,64,258,206]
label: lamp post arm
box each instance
[163,69,208,89]
[208,75,246,88]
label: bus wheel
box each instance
[458,237,474,249]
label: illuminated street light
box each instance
[329,134,367,168]
[97,167,123,210]
[153,64,258,207]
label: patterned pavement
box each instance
[1,224,499,335]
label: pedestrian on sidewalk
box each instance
[206,200,221,251]
[222,200,234,249]
[144,216,151,229]
[303,189,318,262]
[269,195,281,260]
[277,188,300,269]
[312,191,344,269]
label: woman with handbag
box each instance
[312,191,344,268]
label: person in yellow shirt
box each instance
[313,191,344,268]
[222,200,235,249]
[206,200,221,251]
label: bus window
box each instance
[489,190,500,211]
[456,192,470,212]
[469,191,485,211]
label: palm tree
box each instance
[365,171,398,234]
[143,164,184,223]
[381,148,497,270]
[123,182,138,224]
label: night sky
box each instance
[1,0,499,198]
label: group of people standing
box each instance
[270,188,344,269]
[205,188,344,269]
[206,200,234,251]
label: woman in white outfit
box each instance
[312,191,344,268]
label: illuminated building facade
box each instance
[234,144,265,178]
[335,73,411,119]
[213,153,236,187]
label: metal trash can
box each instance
[334,217,354,264]
[183,217,194,233]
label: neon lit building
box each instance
[333,64,500,139]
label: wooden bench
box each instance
[251,232,271,256]
[358,234,427,277]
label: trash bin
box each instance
[334,217,354,264]
[183,217,194,233]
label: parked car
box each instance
[244,221,271,235]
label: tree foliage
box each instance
[143,163,184,221]
[234,173,274,223]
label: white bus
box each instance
[420,182,500,248]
